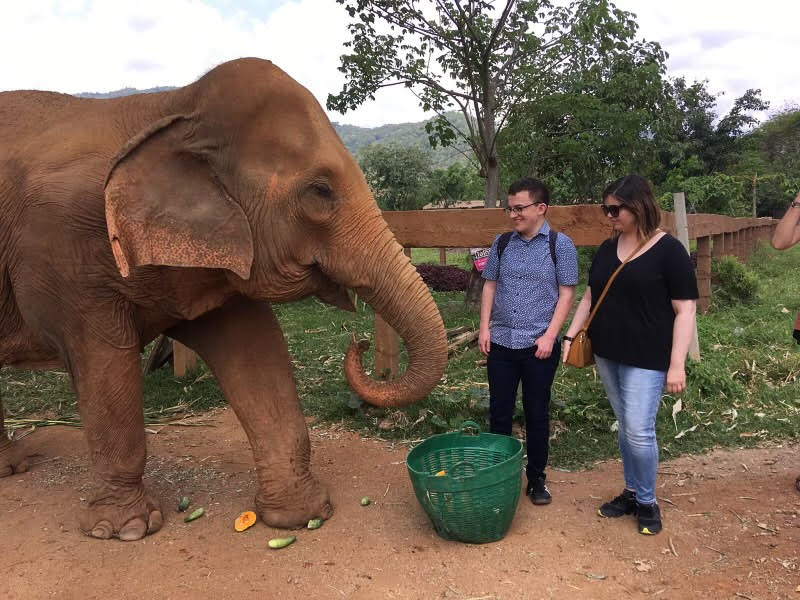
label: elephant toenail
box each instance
[148,510,164,533]
[119,518,147,541]
[91,521,113,539]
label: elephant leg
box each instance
[0,390,30,477]
[169,296,333,528]
[66,338,162,541]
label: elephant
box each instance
[0,58,448,541]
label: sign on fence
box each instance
[470,247,490,272]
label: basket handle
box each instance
[458,420,482,436]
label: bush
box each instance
[416,264,470,291]
[711,256,759,305]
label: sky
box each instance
[1,0,797,128]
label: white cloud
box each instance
[615,0,800,116]
[1,0,797,127]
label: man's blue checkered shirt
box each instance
[481,221,578,349]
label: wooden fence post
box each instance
[724,231,734,258]
[696,236,711,313]
[712,232,725,261]
[439,248,447,265]
[373,314,399,381]
[173,341,197,377]
[672,192,701,361]
[371,248,411,378]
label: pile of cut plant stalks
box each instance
[6,400,215,441]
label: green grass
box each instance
[409,247,471,268]
[3,244,799,470]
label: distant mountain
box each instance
[333,113,471,168]
[75,86,177,99]
[74,87,470,167]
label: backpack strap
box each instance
[497,229,558,268]
[496,231,514,261]
[549,230,558,269]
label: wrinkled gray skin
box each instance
[0,58,447,540]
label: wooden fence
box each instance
[170,205,776,378]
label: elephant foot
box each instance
[79,481,163,541]
[0,436,29,477]
[255,476,333,528]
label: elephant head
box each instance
[103,58,447,407]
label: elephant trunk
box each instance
[342,231,447,408]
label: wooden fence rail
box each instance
[170,206,776,378]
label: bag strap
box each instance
[581,236,651,332]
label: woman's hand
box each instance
[666,364,686,394]
[561,339,572,363]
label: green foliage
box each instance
[661,172,749,216]
[329,0,667,205]
[654,78,769,178]
[357,142,432,210]
[711,256,759,305]
[423,163,484,207]
[501,26,669,202]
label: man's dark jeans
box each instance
[487,341,561,482]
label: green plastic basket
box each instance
[406,421,523,543]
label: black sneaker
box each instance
[527,476,552,505]
[598,489,637,518]
[637,502,662,535]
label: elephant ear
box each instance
[104,114,254,279]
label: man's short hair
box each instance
[507,177,550,205]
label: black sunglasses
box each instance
[601,204,626,218]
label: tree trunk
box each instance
[464,266,483,311]
[484,157,500,208]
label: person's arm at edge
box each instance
[535,285,575,359]
[478,279,497,356]
[772,192,800,250]
[665,299,696,394]
[561,287,592,363]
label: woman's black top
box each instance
[587,234,698,371]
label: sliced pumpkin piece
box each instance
[234,510,257,532]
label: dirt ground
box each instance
[2,407,798,600]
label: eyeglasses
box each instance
[601,204,626,218]
[504,202,541,215]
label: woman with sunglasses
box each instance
[563,175,698,535]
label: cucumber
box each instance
[177,497,190,512]
[268,535,296,549]
[183,507,204,522]
[307,518,323,530]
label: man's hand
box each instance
[478,328,491,356]
[534,333,556,359]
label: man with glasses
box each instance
[478,177,578,505]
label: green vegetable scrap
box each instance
[184,507,204,522]
[268,536,296,549]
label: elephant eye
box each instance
[310,181,333,199]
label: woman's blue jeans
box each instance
[594,355,666,505]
